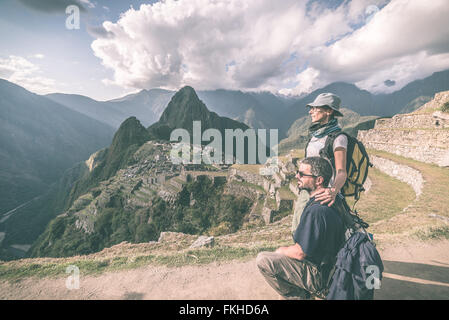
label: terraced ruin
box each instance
[359,90,449,167]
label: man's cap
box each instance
[306,93,344,117]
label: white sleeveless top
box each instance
[306,134,348,186]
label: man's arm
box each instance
[275,243,306,260]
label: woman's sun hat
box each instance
[306,93,344,117]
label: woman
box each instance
[291,93,348,233]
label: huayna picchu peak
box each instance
[148,86,249,141]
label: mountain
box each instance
[46,89,175,128]
[0,161,89,259]
[27,87,275,258]
[45,93,126,128]
[100,117,151,179]
[284,82,377,131]
[196,89,291,137]
[48,89,295,139]
[0,79,115,214]
[0,79,115,259]
[44,69,449,144]
[399,96,433,114]
[66,116,151,208]
[1,116,153,260]
[233,108,267,130]
[29,118,255,258]
[148,86,250,141]
[284,70,449,131]
[278,108,378,154]
[373,70,449,116]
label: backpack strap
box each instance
[319,131,345,169]
[305,136,311,158]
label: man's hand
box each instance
[275,247,287,255]
[275,244,306,261]
[313,187,337,206]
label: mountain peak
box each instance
[110,116,150,152]
[170,86,200,104]
[179,85,196,94]
[148,86,249,141]
[157,86,209,128]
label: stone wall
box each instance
[373,113,449,129]
[228,168,266,187]
[370,155,424,198]
[358,90,449,167]
[223,182,264,201]
[359,129,449,166]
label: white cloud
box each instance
[302,0,449,93]
[79,0,95,9]
[30,53,45,59]
[0,55,56,94]
[91,0,449,95]
[91,0,318,91]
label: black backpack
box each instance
[305,131,372,201]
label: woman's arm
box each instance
[332,147,347,193]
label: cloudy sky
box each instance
[1,0,449,100]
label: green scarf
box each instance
[309,118,341,139]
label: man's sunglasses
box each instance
[296,171,317,178]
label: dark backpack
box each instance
[325,231,384,300]
[305,131,372,201]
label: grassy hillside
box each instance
[30,172,252,258]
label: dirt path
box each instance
[1,240,449,300]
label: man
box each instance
[257,157,345,300]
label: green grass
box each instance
[0,246,279,281]
[265,197,277,210]
[230,180,265,193]
[231,164,263,175]
[132,191,150,202]
[254,199,265,214]
[279,149,305,158]
[412,106,440,114]
[364,149,449,236]
[349,167,415,225]
[279,186,296,200]
[415,226,449,241]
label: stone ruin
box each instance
[358,90,449,167]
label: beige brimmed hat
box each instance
[306,93,344,117]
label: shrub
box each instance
[441,101,449,113]
[135,223,157,242]
[208,221,233,236]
